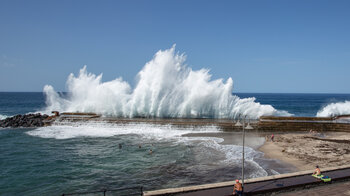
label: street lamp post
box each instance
[235,115,253,194]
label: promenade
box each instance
[144,165,350,196]
[278,181,350,196]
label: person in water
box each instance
[313,165,321,176]
[233,179,243,196]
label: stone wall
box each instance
[257,116,350,132]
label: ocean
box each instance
[1,47,350,195]
[1,92,350,195]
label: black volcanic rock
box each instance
[0,113,49,128]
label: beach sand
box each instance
[184,131,350,172]
[259,131,350,171]
[183,132,299,174]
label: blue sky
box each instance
[0,0,349,93]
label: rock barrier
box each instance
[0,113,49,128]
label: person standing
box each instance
[233,179,243,196]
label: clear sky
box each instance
[0,0,349,93]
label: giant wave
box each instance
[41,45,291,119]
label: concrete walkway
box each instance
[277,181,350,196]
[144,165,350,196]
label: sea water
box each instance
[1,93,350,195]
[0,122,273,195]
[1,46,350,195]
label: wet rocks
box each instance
[0,113,49,128]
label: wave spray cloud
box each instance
[42,46,290,119]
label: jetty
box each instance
[46,113,350,133]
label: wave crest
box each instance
[41,46,291,119]
[316,101,350,117]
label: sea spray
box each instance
[41,46,291,119]
[0,114,8,120]
[316,101,350,117]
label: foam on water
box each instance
[317,101,350,117]
[0,114,8,120]
[208,140,267,177]
[40,45,291,119]
[26,122,220,140]
[183,135,268,178]
[27,122,268,178]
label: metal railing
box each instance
[61,186,143,196]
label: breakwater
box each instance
[2,112,350,132]
[0,113,49,128]
[52,113,350,132]
[258,115,350,132]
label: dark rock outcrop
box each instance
[0,113,49,128]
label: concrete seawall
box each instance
[258,116,350,132]
[51,113,350,132]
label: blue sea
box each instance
[1,92,350,196]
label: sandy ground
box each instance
[185,131,350,172]
[259,132,350,171]
[184,132,265,149]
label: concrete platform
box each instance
[277,180,350,196]
[143,164,350,196]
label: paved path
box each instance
[174,168,350,196]
[277,181,350,196]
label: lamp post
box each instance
[235,115,253,193]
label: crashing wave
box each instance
[316,101,350,117]
[40,45,291,119]
[0,114,8,120]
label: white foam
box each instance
[222,144,268,177]
[186,136,268,178]
[27,121,268,177]
[316,101,350,117]
[0,114,8,120]
[39,45,291,119]
[26,122,220,140]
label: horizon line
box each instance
[1,91,350,95]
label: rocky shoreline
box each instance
[0,113,49,128]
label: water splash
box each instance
[41,46,291,119]
[316,101,350,117]
[0,114,8,120]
